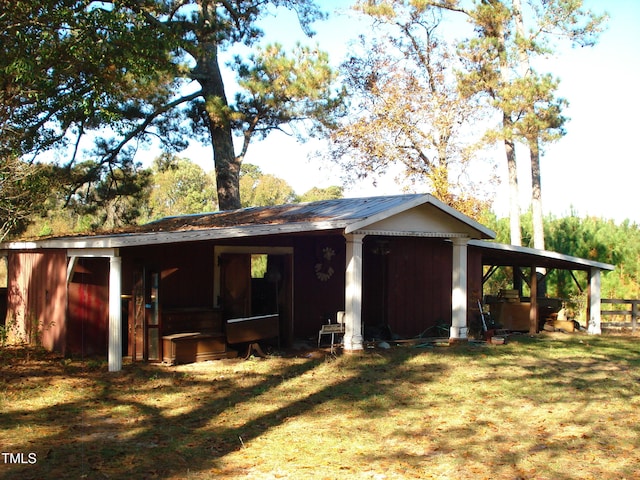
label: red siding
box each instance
[292,235,346,339]
[6,251,67,352]
[363,237,453,337]
[5,233,486,358]
[122,243,216,308]
[67,258,109,355]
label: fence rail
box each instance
[600,299,639,332]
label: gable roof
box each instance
[0,194,495,250]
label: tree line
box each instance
[18,154,343,238]
[482,210,640,303]
[5,0,631,305]
[1,1,609,241]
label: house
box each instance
[0,194,614,371]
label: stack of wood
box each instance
[498,289,520,302]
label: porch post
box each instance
[344,233,365,351]
[108,253,123,372]
[451,237,469,340]
[529,266,538,334]
[587,268,602,335]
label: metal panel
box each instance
[0,194,494,250]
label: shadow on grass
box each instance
[1,335,639,479]
[0,345,447,479]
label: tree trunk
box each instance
[495,1,521,246]
[504,114,522,246]
[194,30,241,210]
[530,137,545,251]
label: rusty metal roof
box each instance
[0,194,616,273]
[0,194,495,250]
[140,194,428,232]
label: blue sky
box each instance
[184,0,640,224]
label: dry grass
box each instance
[1,333,639,480]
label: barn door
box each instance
[219,254,251,319]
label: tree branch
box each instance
[99,90,203,166]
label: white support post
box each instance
[588,268,602,335]
[451,238,469,340]
[108,253,123,372]
[344,233,365,351]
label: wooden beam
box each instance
[482,265,500,284]
[529,266,538,334]
[569,270,584,294]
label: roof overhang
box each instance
[469,240,615,272]
[0,221,349,251]
[0,194,495,252]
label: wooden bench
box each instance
[162,332,236,365]
[162,308,237,364]
[226,314,279,358]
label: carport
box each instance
[469,240,615,334]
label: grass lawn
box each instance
[1,333,639,479]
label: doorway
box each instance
[131,267,160,361]
[214,246,293,345]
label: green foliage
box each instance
[239,163,296,207]
[299,186,344,202]
[482,211,640,300]
[1,0,343,214]
[144,154,217,221]
[234,42,343,141]
[0,158,51,240]
[453,0,607,245]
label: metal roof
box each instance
[0,194,615,273]
[469,240,615,272]
[0,194,495,250]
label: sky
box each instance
[180,0,640,224]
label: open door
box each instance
[219,254,252,319]
[218,252,293,346]
[130,268,161,361]
[146,272,160,361]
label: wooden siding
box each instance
[122,243,216,308]
[4,232,485,359]
[67,258,109,355]
[292,235,346,339]
[363,237,453,337]
[6,251,67,352]
[467,247,484,329]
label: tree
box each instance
[332,2,494,218]
[299,186,343,202]
[146,154,217,220]
[1,0,183,236]
[504,73,567,250]
[239,163,296,207]
[0,158,51,241]
[2,1,343,215]
[453,0,607,245]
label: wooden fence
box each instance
[600,299,639,333]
